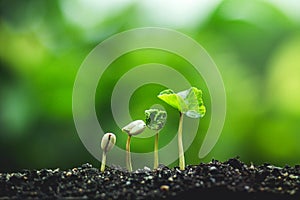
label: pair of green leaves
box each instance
[145,87,206,130]
[158,87,206,118]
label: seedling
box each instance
[100,133,116,172]
[145,109,167,169]
[122,120,146,172]
[158,87,206,170]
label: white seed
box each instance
[101,133,116,152]
[122,120,146,136]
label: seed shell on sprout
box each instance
[122,120,146,135]
[101,133,116,152]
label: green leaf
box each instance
[157,89,187,113]
[157,87,206,118]
[145,109,167,131]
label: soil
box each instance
[0,158,299,200]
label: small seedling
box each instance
[100,133,116,172]
[122,120,146,172]
[145,109,167,169]
[158,87,206,170]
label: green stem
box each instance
[100,151,106,172]
[178,112,185,170]
[126,135,132,172]
[154,131,159,169]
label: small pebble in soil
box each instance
[160,185,170,191]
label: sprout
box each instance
[100,133,116,172]
[122,120,146,172]
[158,87,206,170]
[145,109,167,169]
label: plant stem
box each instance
[100,151,106,172]
[178,112,185,170]
[154,131,159,169]
[126,135,132,172]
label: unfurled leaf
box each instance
[145,109,167,131]
[157,89,187,113]
[157,87,206,118]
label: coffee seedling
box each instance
[145,109,167,169]
[158,87,206,170]
[100,133,116,172]
[122,120,146,172]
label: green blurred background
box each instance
[1,0,300,171]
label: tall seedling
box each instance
[158,87,206,170]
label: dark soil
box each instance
[0,158,299,200]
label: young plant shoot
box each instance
[158,87,206,170]
[122,120,146,172]
[100,133,116,172]
[145,109,167,169]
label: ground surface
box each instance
[0,158,299,199]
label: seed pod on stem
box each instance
[122,120,146,172]
[100,133,116,172]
